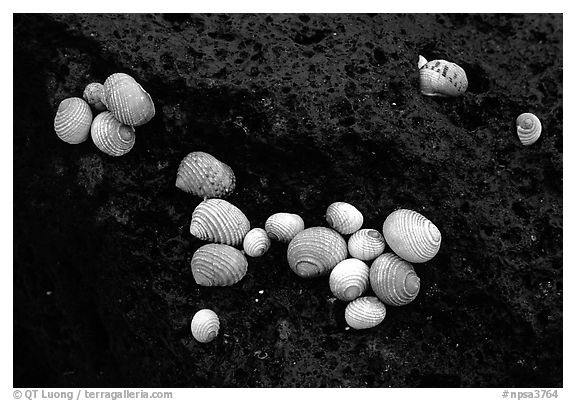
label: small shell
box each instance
[417,55,428,69]
[348,229,386,261]
[325,202,364,235]
[265,213,305,243]
[329,258,370,301]
[419,58,468,97]
[191,243,248,286]
[191,309,220,343]
[286,227,348,278]
[382,209,441,263]
[103,72,155,126]
[83,82,107,112]
[516,113,542,146]
[243,228,271,257]
[370,253,420,306]
[90,111,136,156]
[189,199,250,246]
[345,296,387,330]
[175,151,236,199]
[53,97,93,144]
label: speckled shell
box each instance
[329,258,370,301]
[286,227,348,278]
[175,151,236,199]
[382,209,441,263]
[345,296,387,330]
[243,228,271,257]
[191,243,248,286]
[189,199,250,246]
[370,253,420,306]
[419,58,468,97]
[53,97,93,144]
[348,229,386,261]
[90,111,136,156]
[103,73,155,126]
[516,113,542,146]
[83,82,107,111]
[265,213,305,243]
[325,202,364,235]
[191,309,220,343]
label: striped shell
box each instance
[53,97,93,144]
[329,258,370,301]
[348,229,386,261]
[265,213,305,243]
[243,228,271,257]
[175,151,236,199]
[325,202,363,235]
[516,113,542,146]
[286,227,348,278]
[191,309,220,343]
[90,111,136,156]
[191,243,248,286]
[189,199,250,246]
[382,209,441,263]
[83,82,107,112]
[370,253,420,306]
[345,296,387,330]
[419,57,468,97]
[103,72,155,126]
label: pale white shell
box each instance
[419,58,468,97]
[329,258,370,301]
[243,228,271,257]
[325,202,364,235]
[189,199,250,246]
[370,253,420,306]
[516,113,542,146]
[347,229,386,261]
[191,309,220,343]
[191,243,248,286]
[103,72,155,126]
[345,296,387,330]
[83,82,107,112]
[417,55,428,69]
[90,111,135,156]
[265,212,305,243]
[53,97,93,144]
[176,151,236,199]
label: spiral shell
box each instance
[83,82,107,112]
[419,57,468,97]
[191,309,220,343]
[175,151,236,199]
[516,113,542,146]
[243,228,271,257]
[325,202,364,235]
[191,243,248,286]
[265,213,305,243]
[382,209,441,263]
[189,199,250,246]
[370,253,420,306]
[345,296,387,330]
[53,97,93,144]
[329,258,370,301]
[90,111,136,156]
[103,72,155,126]
[286,227,348,278]
[348,229,386,261]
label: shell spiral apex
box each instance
[419,59,468,97]
[265,213,305,243]
[189,199,250,246]
[90,111,135,156]
[345,296,387,330]
[191,243,248,287]
[191,309,220,343]
[103,72,155,126]
[370,253,421,306]
[325,202,364,235]
[54,97,93,144]
[176,151,236,199]
[516,113,542,146]
[243,228,272,257]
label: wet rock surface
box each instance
[13,14,562,387]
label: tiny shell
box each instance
[243,228,271,257]
[329,258,370,301]
[53,97,93,144]
[191,243,248,286]
[286,227,348,278]
[348,229,386,261]
[90,111,136,156]
[370,253,420,306]
[345,296,387,330]
[103,72,155,126]
[382,209,441,263]
[516,113,542,146]
[83,82,107,112]
[175,151,236,199]
[325,202,364,235]
[419,58,468,97]
[189,199,250,246]
[417,55,428,69]
[191,309,220,343]
[265,213,305,243]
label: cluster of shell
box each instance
[53,73,155,156]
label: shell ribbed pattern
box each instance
[103,73,155,126]
[191,244,248,286]
[243,228,271,257]
[175,151,236,198]
[265,213,305,243]
[191,309,220,343]
[329,258,370,301]
[189,199,250,246]
[348,229,386,261]
[345,296,387,330]
[370,253,420,306]
[90,111,135,156]
[516,113,542,146]
[325,202,363,235]
[53,97,93,144]
[419,60,468,97]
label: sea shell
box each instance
[90,111,136,156]
[53,97,93,144]
[345,296,387,330]
[83,82,107,111]
[175,151,236,199]
[370,253,420,306]
[325,202,363,235]
[265,213,305,243]
[516,113,542,146]
[382,209,441,263]
[348,229,386,261]
[191,243,248,286]
[419,57,468,97]
[243,228,271,257]
[189,199,250,246]
[103,72,155,126]
[286,227,348,278]
[417,55,428,69]
[191,309,220,343]
[329,258,370,301]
